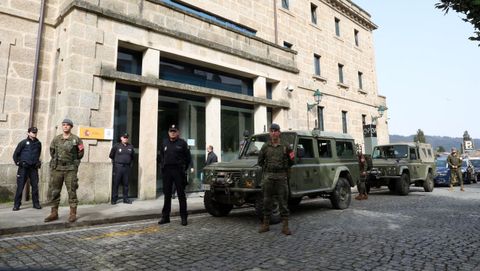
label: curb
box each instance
[0,208,207,236]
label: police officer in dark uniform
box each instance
[158,124,191,226]
[109,132,134,204]
[12,127,42,211]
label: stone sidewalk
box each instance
[0,193,206,235]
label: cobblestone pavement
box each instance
[1,185,480,271]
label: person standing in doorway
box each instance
[109,132,134,204]
[12,127,42,211]
[158,124,192,226]
[205,145,218,166]
[44,119,84,223]
[447,147,464,191]
[258,123,294,235]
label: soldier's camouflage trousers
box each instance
[47,170,79,208]
[450,168,463,186]
[357,176,367,195]
[262,173,289,218]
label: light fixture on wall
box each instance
[307,89,323,111]
[371,105,388,123]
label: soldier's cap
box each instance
[451,147,457,153]
[28,127,38,133]
[270,123,280,131]
[168,124,178,132]
[121,132,129,138]
[62,118,74,127]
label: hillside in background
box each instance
[389,135,480,151]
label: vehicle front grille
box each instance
[214,171,241,185]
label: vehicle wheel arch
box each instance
[333,166,354,187]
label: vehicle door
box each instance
[290,137,318,193]
[409,147,420,180]
[317,138,335,190]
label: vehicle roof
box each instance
[255,130,354,140]
[375,142,432,148]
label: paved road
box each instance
[1,185,480,271]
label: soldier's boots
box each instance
[355,194,363,200]
[449,185,454,191]
[258,216,270,233]
[461,185,465,192]
[363,194,368,200]
[44,207,59,223]
[281,218,292,235]
[68,207,77,223]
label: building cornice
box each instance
[98,67,291,109]
[56,0,299,74]
[321,0,378,31]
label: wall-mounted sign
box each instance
[363,124,377,138]
[464,140,474,151]
[79,127,114,140]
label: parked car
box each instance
[470,157,480,181]
[434,156,450,186]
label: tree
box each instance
[437,146,446,153]
[435,0,480,44]
[463,130,472,141]
[414,129,427,143]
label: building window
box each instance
[358,71,363,89]
[283,41,293,49]
[282,0,289,10]
[338,63,344,83]
[354,29,359,46]
[117,47,142,75]
[311,3,317,25]
[317,106,324,131]
[362,114,366,126]
[162,0,256,36]
[266,83,273,100]
[335,17,341,37]
[160,57,254,96]
[342,111,348,134]
[314,54,321,76]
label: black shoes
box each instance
[158,217,170,224]
[33,204,42,209]
[12,206,20,211]
[123,199,132,204]
[111,200,117,205]
[181,217,188,226]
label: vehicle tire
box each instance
[254,195,281,224]
[204,190,233,217]
[330,177,351,210]
[423,172,434,192]
[396,173,410,196]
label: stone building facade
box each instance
[0,0,388,204]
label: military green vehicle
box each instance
[367,142,436,195]
[202,130,360,222]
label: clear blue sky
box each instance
[353,0,480,138]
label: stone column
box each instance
[138,48,159,200]
[206,97,221,161]
[253,76,267,133]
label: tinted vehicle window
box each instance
[298,138,315,158]
[336,141,354,159]
[410,148,417,160]
[241,133,295,158]
[372,145,408,159]
[318,139,332,158]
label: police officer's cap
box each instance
[121,132,129,138]
[62,118,74,127]
[270,123,280,131]
[169,124,178,132]
[28,127,38,133]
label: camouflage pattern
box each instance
[258,141,293,218]
[447,153,463,186]
[47,134,84,208]
[357,153,367,195]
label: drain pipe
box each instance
[29,0,46,127]
[273,0,278,45]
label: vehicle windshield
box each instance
[240,132,296,158]
[462,160,467,167]
[470,159,480,167]
[372,145,409,159]
[436,159,447,168]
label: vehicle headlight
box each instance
[251,171,256,177]
[243,171,249,178]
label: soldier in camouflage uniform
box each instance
[447,147,464,192]
[44,119,84,223]
[355,144,368,200]
[258,123,294,235]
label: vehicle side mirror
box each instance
[297,147,305,158]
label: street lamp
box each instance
[371,105,387,123]
[307,89,323,130]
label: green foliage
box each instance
[414,129,427,143]
[436,0,480,44]
[437,146,446,153]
